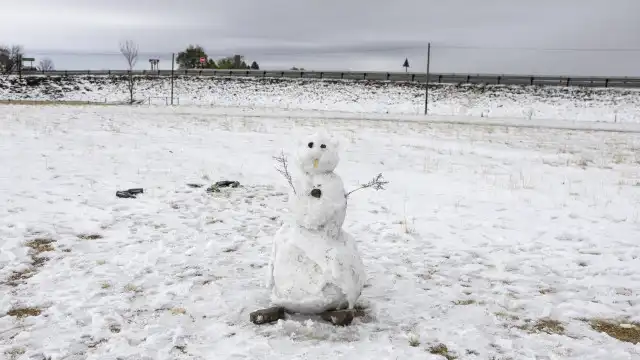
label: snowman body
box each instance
[266,133,366,314]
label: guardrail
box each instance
[12,69,640,88]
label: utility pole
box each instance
[424,42,431,115]
[170,53,175,105]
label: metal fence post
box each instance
[170,53,175,105]
[424,42,431,115]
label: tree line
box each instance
[0,43,261,74]
[2,42,415,74]
[1,45,54,74]
[176,45,259,70]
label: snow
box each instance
[2,75,640,123]
[1,104,639,359]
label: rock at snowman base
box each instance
[249,306,285,325]
[320,309,355,326]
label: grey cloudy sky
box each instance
[2,0,640,75]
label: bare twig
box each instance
[273,150,296,194]
[346,173,389,198]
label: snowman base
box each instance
[249,307,357,326]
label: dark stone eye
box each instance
[310,188,322,198]
[308,142,314,148]
[320,144,326,149]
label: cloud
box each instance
[2,0,640,75]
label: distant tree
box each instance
[216,56,233,69]
[205,59,218,69]
[176,46,255,70]
[119,40,139,104]
[217,55,249,69]
[37,58,55,71]
[402,58,410,72]
[250,61,259,70]
[290,66,305,71]
[176,45,209,69]
[0,45,23,74]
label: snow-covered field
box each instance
[1,104,640,359]
[2,75,640,123]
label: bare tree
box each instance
[37,58,55,72]
[0,45,23,75]
[119,40,139,104]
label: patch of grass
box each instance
[590,319,640,344]
[6,307,42,318]
[612,153,625,164]
[407,333,420,347]
[124,284,142,293]
[31,256,49,268]
[353,303,375,323]
[170,307,187,315]
[453,299,476,306]
[4,347,26,360]
[495,311,520,321]
[428,343,457,360]
[4,238,56,285]
[25,238,55,254]
[100,282,111,289]
[78,234,103,240]
[519,318,565,335]
[6,269,35,285]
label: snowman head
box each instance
[295,131,340,174]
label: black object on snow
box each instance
[207,181,241,193]
[310,188,322,198]
[215,181,240,188]
[116,188,144,199]
[186,183,204,188]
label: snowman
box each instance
[265,131,366,317]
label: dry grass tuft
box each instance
[428,343,457,360]
[4,347,26,360]
[519,318,565,335]
[6,269,35,286]
[453,299,476,306]
[407,333,420,347]
[589,319,640,344]
[170,307,187,315]
[25,238,55,254]
[495,311,520,321]
[78,234,103,240]
[4,238,57,286]
[6,307,42,318]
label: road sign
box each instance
[199,57,206,63]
